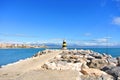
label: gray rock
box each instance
[87,59,108,69]
[117,57,120,66]
[33,51,47,57]
[90,53,103,59]
[59,53,67,57]
[80,75,114,80]
[102,66,120,79]
[107,58,118,66]
[117,77,120,80]
[99,74,114,80]
[107,67,120,77]
[102,53,108,57]
[101,65,115,71]
[74,52,81,55]
[102,53,112,58]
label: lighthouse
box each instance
[62,40,67,50]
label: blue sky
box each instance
[0,0,120,46]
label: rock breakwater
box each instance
[34,49,120,80]
[0,49,120,80]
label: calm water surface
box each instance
[0,48,120,66]
[0,48,45,66]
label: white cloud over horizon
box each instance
[94,38,108,43]
[66,37,119,47]
[0,37,120,47]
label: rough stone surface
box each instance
[81,68,107,76]
[42,61,83,71]
[41,50,90,71]
[102,66,120,79]
[117,57,120,66]
[0,49,119,80]
[107,58,118,66]
[39,49,119,80]
[80,75,114,80]
[87,59,108,69]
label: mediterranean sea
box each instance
[0,48,120,66]
[0,48,45,66]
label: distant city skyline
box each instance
[0,0,120,47]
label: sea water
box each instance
[0,48,120,66]
[0,48,45,66]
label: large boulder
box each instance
[80,68,114,80]
[41,62,57,70]
[80,75,114,80]
[90,53,103,59]
[107,58,118,66]
[101,65,115,71]
[41,61,83,71]
[102,66,120,80]
[33,50,50,57]
[87,59,108,69]
[102,53,112,58]
[117,57,120,66]
[81,68,107,76]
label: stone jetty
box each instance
[0,49,120,80]
[36,49,120,80]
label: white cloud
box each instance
[95,38,108,43]
[82,42,98,46]
[73,37,114,46]
[112,17,120,25]
[76,41,119,47]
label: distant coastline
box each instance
[0,43,48,49]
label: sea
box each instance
[0,48,120,66]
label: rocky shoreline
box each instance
[35,49,120,80]
[0,49,120,80]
